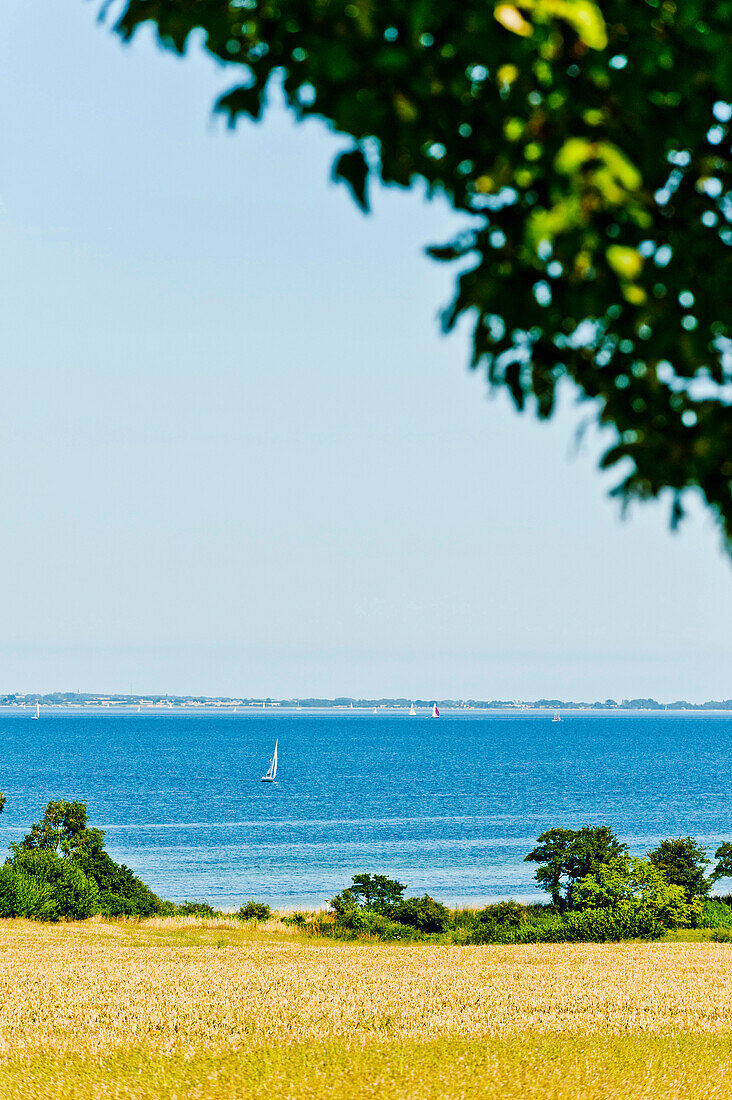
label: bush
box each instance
[332,907,423,941]
[467,903,664,944]
[573,856,691,929]
[476,901,528,929]
[8,799,170,920]
[0,850,99,920]
[238,901,271,921]
[72,844,166,917]
[0,865,59,921]
[711,926,732,942]
[691,899,732,929]
[176,901,219,917]
[281,911,308,926]
[390,895,451,933]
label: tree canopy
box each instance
[5,799,167,918]
[104,0,732,545]
[524,824,627,910]
[647,836,711,900]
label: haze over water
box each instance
[1,710,730,908]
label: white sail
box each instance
[32,700,40,720]
[432,703,440,718]
[553,710,562,722]
[409,703,416,715]
[262,739,278,782]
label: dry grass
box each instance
[1,920,731,1097]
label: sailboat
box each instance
[31,700,40,720]
[409,703,416,716]
[431,703,440,718]
[552,710,562,722]
[262,739,278,783]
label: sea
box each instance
[0,709,730,909]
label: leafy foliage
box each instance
[573,854,693,927]
[344,873,406,913]
[5,800,168,920]
[0,849,100,920]
[711,841,732,883]
[105,0,732,543]
[390,894,451,932]
[238,900,272,920]
[647,837,711,901]
[691,898,732,929]
[176,900,219,917]
[468,902,665,943]
[15,799,93,857]
[524,825,627,910]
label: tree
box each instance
[710,841,732,883]
[647,837,710,901]
[104,0,732,546]
[349,873,406,912]
[10,800,167,918]
[573,854,692,928]
[0,793,5,815]
[14,799,96,857]
[524,825,627,911]
[330,873,406,914]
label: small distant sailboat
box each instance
[409,703,416,716]
[137,704,141,713]
[262,739,278,783]
[373,707,378,714]
[31,700,40,720]
[431,703,440,718]
[553,710,562,722]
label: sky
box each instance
[0,1,730,702]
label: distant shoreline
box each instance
[1,696,731,714]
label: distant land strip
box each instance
[2,694,731,711]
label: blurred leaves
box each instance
[105,0,732,548]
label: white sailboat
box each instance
[431,703,440,718]
[409,703,416,716]
[262,739,278,783]
[552,710,562,722]
[31,700,40,720]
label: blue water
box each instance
[0,710,730,908]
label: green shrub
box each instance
[390,894,451,933]
[711,926,732,942]
[476,901,528,928]
[71,843,167,917]
[0,865,59,920]
[8,799,169,919]
[467,903,664,944]
[692,899,732,929]
[177,901,219,917]
[332,907,423,941]
[238,901,271,921]
[281,911,308,926]
[0,850,99,920]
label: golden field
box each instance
[1,918,731,1098]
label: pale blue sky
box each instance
[0,1,730,700]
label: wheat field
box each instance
[1,919,731,1098]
